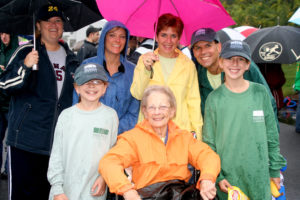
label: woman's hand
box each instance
[123,189,141,200]
[200,180,217,200]
[218,179,232,193]
[91,175,106,196]
[24,49,39,68]
[142,52,159,71]
[54,193,69,200]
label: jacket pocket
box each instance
[15,103,32,132]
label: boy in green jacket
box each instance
[202,40,286,200]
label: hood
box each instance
[96,20,130,65]
[0,35,19,52]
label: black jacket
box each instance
[76,40,97,64]
[0,39,79,155]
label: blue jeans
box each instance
[296,94,300,133]
[0,112,8,173]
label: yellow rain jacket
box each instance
[99,120,220,195]
[130,49,203,139]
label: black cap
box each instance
[36,4,64,21]
[191,28,220,47]
[86,26,102,37]
[220,40,251,61]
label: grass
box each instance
[282,63,298,99]
[279,63,298,125]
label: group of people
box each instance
[0,3,286,200]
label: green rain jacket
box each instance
[0,35,19,113]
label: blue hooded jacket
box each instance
[73,21,140,134]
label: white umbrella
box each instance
[217,28,245,44]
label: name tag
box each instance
[253,110,264,122]
[94,127,109,135]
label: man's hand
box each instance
[0,65,5,71]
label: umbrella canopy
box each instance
[245,26,300,64]
[217,28,245,44]
[0,0,103,35]
[234,26,258,37]
[289,7,300,26]
[96,0,235,46]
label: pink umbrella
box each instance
[96,0,235,46]
[234,26,258,37]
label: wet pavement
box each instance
[0,122,299,200]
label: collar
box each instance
[103,60,125,73]
[137,119,181,139]
[154,48,182,58]
[84,40,97,46]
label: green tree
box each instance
[220,0,300,27]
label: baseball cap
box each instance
[191,28,220,47]
[36,4,64,21]
[86,26,102,37]
[220,40,251,61]
[74,63,108,85]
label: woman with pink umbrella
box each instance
[130,13,203,140]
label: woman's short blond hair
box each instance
[141,85,177,116]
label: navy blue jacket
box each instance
[0,39,79,155]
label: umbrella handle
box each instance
[32,15,38,71]
[32,64,38,70]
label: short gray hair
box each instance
[141,85,177,115]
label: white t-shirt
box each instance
[47,46,67,98]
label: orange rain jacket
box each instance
[99,120,220,195]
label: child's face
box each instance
[75,79,107,103]
[219,56,250,81]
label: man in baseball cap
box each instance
[190,27,278,128]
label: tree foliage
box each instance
[220,0,300,28]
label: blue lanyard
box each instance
[164,127,168,145]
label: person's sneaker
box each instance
[0,172,8,180]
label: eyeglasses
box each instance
[84,80,104,86]
[146,105,170,112]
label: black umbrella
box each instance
[0,0,103,35]
[244,26,300,64]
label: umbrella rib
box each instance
[125,0,147,26]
